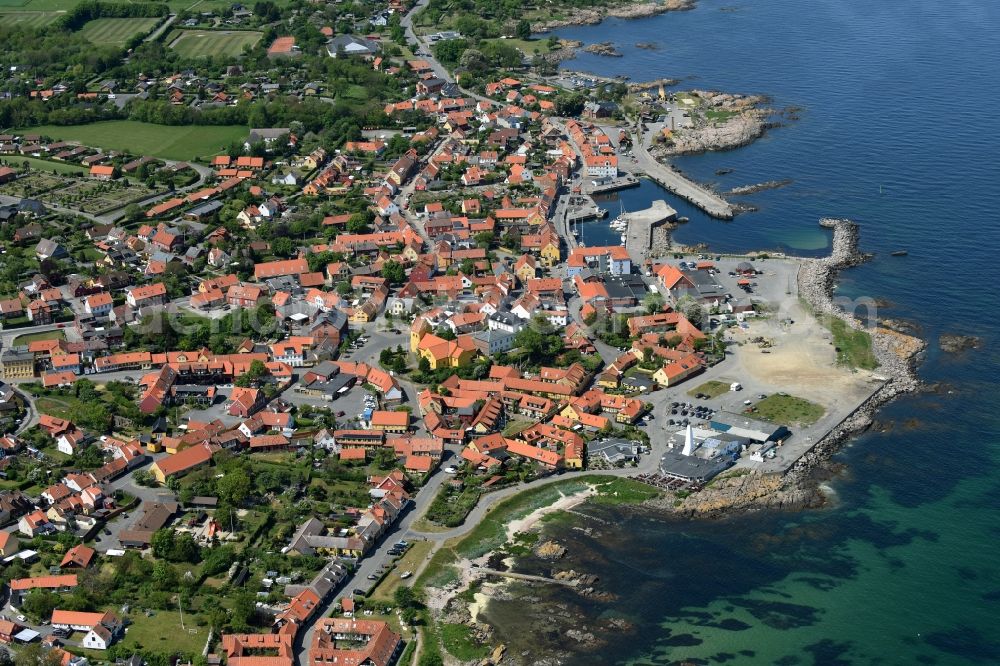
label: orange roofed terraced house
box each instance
[222,633,294,666]
[150,442,219,483]
[254,257,309,280]
[308,618,401,666]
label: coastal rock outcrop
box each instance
[652,91,774,155]
[532,0,695,32]
[939,334,981,353]
[726,178,793,196]
[582,42,623,57]
[535,540,567,559]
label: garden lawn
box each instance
[12,329,65,346]
[687,379,732,399]
[1,156,86,175]
[78,17,160,46]
[169,29,263,58]
[105,608,207,656]
[753,394,825,426]
[15,122,247,161]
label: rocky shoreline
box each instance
[650,91,780,156]
[532,0,696,33]
[726,178,794,196]
[653,218,926,518]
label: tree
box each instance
[675,294,705,327]
[152,560,178,590]
[13,643,62,666]
[271,237,294,257]
[418,356,431,374]
[515,19,531,40]
[218,466,252,505]
[229,590,255,632]
[381,259,405,285]
[474,231,494,249]
[643,291,665,314]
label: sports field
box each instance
[78,17,160,46]
[169,29,263,58]
[14,121,247,161]
[0,10,60,27]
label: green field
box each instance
[0,10,60,27]
[77,17,160,46]
[15,121,247,161]
[688,379,732,399]
[1,155,86,175]
[12,329,65,346]
[753,394,825,426]
[169,29,262,58]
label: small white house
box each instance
[57,430,87,456]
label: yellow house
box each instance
[410,318,431,353]
[417,333,478,369]
[564,443,584,469]
[559,403,585,421]
[514,255,536,284]
[401,244,421,264]
[540,241,561,266]
[652,359,702,387]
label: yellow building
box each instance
[0,349,35,379]
[410,318,431,353]
[416,333,478,369]
[540,241,561,266]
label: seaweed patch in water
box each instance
[729,599,822,629]
[803,639,855,666]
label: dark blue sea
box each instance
[482,0,1000,663]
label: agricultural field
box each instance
[169,29,263,58]
[78,17,161,46]
[0,0,217,10]
[0,10,60,27]
[15,121,247,161]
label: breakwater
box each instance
[650,219,925,518]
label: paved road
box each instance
[399,0,492,105]
[144,14,177,43]
[632,125,735,220]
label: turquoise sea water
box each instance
[481,0,1000,663]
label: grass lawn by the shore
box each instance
[169,29,263,58]
[12,329,65,346]
[15,121,247,161]
[826,316,879,370]
[368,540,434,603]
[0,155,86,175]
[78,17,160,46]
[480,37,554,56]
[753,394,824,426]
[688,379,732,399]
[440,622,491,661]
